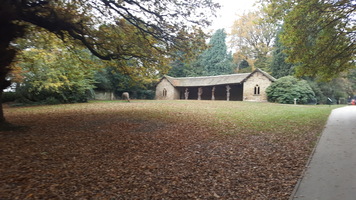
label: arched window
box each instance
[163,88,167,97]
[254,84,260,95]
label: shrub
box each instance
[2,92,21,103]
[266,76,316,104]
[44,97,61,105]
[7,84,90,106]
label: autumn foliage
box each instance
[0,101,335,199]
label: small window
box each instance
[254,85,260,95]
[163,88,167,97]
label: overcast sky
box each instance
[209,0,258,32]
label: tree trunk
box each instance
[0,8,25,124]
[0,65,11,125]
[0,89,5,123]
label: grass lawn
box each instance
[0,100,340,199]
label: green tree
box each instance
[266,76,316,104]
[94,65,158,99]
[307,77,353,104]
[270,30,295,78]
[263,0,355,80]
[347,69,356,93]
[236,60,253,73]
[13,30,98,103]
[168,51,207,77]
[0,0,219,124]
[239,60,250,69]
[168,28,209,77]
[167,52,196,77]
[200,29,234,76]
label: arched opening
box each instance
[254,84,260,95]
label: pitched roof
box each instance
[163,68,275,87]
[243,68,276,82]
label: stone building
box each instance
[155,68,276,102]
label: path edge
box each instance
[288,106,340,200]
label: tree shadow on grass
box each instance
[0,122,28,132]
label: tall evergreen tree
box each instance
[167,50,204,77]
[167,53,189,77]
[167,27,208,77]
[270,31,295,78]
[239,60,250,69]
[200,29,234,76]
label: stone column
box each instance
[226,85,231,101]
[184,88,189,100]
[211,86,215,100]
[198,87,203,100]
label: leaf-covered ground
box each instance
[0,101,336,199]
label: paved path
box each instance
[291,106,356,200]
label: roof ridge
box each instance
[255,68,276,81]
[167,73,251,79]
[161,69,275,87]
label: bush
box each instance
[266,76,316,104]
[306,78,352,104]
[13,96,36,106]
[2,92,21,103]
[4,84,91,106]
[306,80,326,104]
[44,97,61,105]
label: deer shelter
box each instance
[155,68,276,102]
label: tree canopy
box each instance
[0,0,219,123]
[269,30,295,78]
[168,29,234,77]
[2,0,219,59]
[200,29,234,76]
[9,27,109,104]
[230,10,278,71]
[263,0,355,80]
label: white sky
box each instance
[209,0,258,33]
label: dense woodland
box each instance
[1,0,355,113]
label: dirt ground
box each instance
[0,102,319,199]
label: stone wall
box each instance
[243,71,272,101]
[155,78,179,100]
[94,91,115,100]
